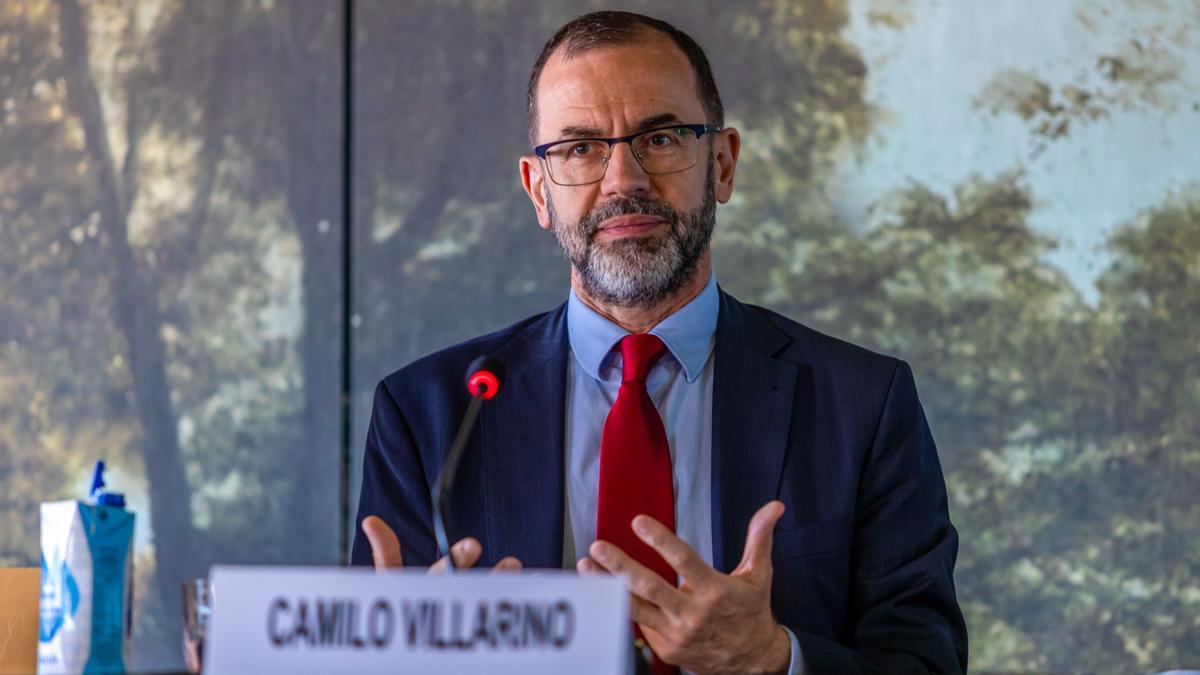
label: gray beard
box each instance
[547,156,716,308]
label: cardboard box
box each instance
[0,567,39,674]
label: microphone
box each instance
[432,355,505,571]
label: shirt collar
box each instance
[566,272,718,383]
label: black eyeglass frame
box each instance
[533,123,721,186]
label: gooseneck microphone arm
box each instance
[431,355,504,572]
[431,394,483,569]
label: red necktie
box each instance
[596,334,678,674]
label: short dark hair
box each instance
[526,11,725,146]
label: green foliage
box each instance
[975,0,1200,146]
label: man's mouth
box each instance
[596,214,666,238]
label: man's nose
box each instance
[600,142,651,197]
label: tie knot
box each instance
[619,334,667,384]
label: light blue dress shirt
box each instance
[563,272,803,675]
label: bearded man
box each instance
[352,10,968,674]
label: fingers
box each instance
[629,594,669,631]
[632,515,717,586]
[579,555,668,631]
[493,556,524,572]
[428,537,482,573]
[362,516,403,570]
[589,540,684,615]
[576,557,607,575]
[734,500,785,579]
[361,521,518,573]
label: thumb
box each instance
[362,515,403,570]
[733,501,785,580]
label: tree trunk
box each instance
[278,1,342,562]
[57,0,200,648]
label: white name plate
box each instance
[204,566,630,675]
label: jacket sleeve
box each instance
[793,361,968,674]
[350,379,439,567]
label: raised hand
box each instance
[578,501,791,675]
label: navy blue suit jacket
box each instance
[352,290,968,673]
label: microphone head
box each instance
[465,355,505,400]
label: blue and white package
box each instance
[38,461,135,674]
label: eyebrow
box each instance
[556,113,685,139]
[633,113,684,131]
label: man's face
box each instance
[519,33,740,307]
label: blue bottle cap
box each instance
[97,492,127,508]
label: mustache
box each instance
[579,196,679,237]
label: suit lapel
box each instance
[710,291,798,573]
[480,305,568,568]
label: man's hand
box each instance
[578,501,791,675]
[360,515,523,572]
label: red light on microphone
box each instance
[464,355,504,400]
[468,370,500,399]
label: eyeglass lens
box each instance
[544,127,701,185]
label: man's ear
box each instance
[713,127,741,204]
[519,155,553,230]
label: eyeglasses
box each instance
[533,123,720,186]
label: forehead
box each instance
[535,35,703,140]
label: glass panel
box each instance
[0,1,343,670]
[350,2,1200,672]
[349,0,569,540]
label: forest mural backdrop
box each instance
[1,0,1197,671]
